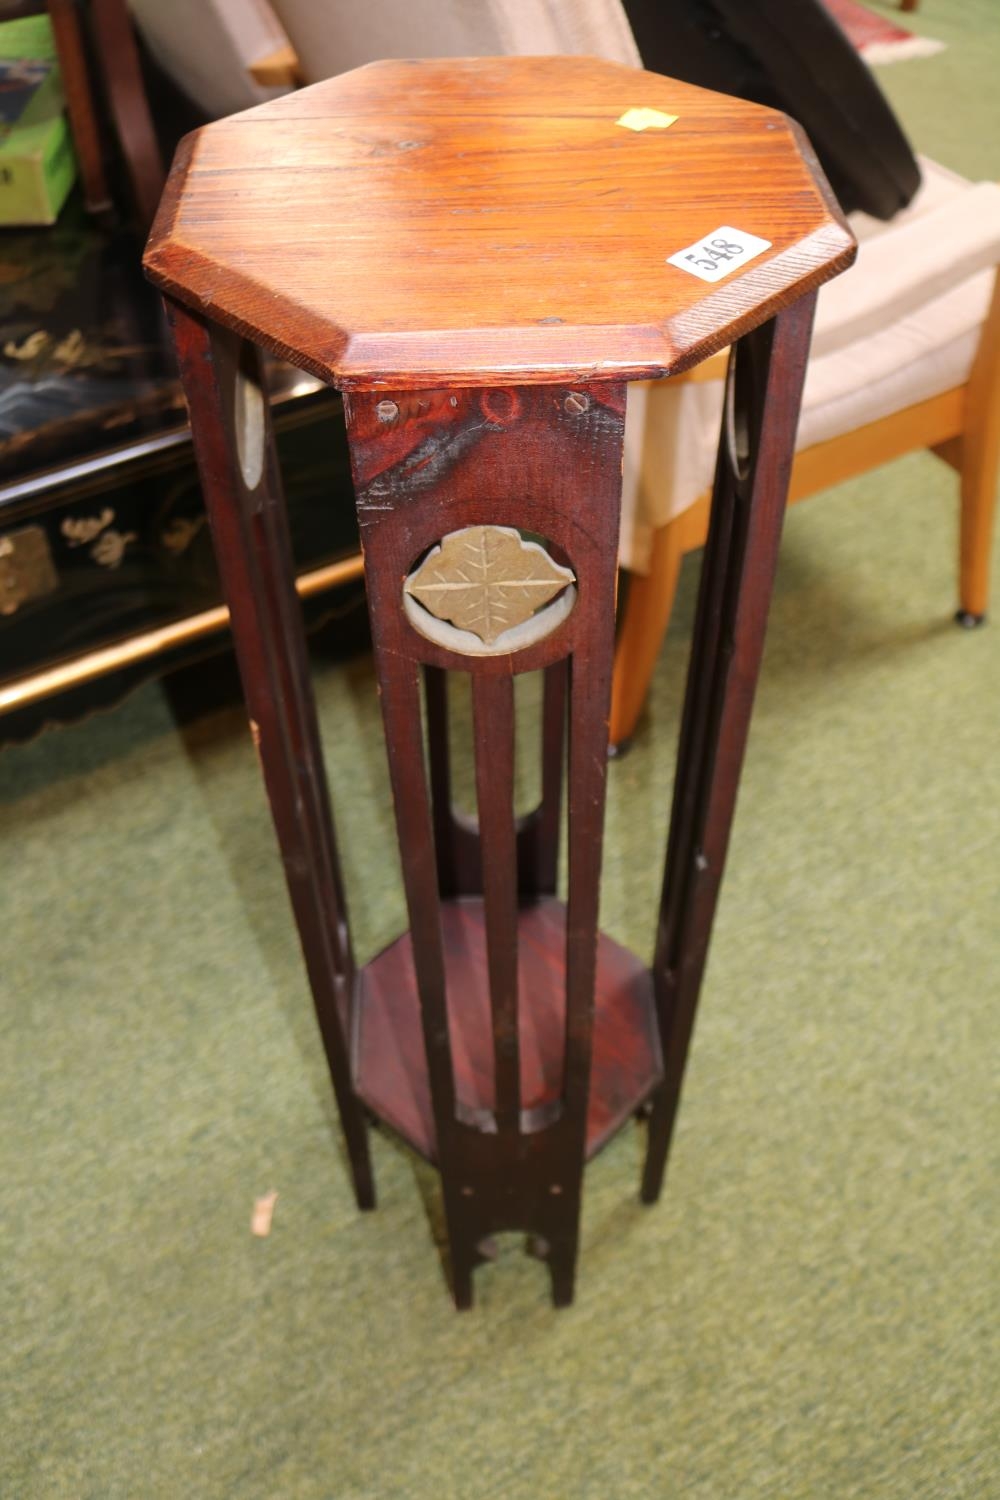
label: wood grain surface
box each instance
[144,55,855,390]
[356,898,662,1163]
[150,54,857,1305]
[344,378,628,1304]
[642,297,817,1204]
[166,303,375,1211]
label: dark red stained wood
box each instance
[356,899,662,1162]
[148,54,858,1309]
[425,659,568,903]
[345,378,626,1306]
[423,666,463,897]
[144,55,855,391]
[471,675,520,1131]
[364,651,458,1140]
[163,302,374,1212]
[642,296,818,1205]
[524,660,567,896]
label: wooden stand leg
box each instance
[545,1196,582,1307]
[165,299,374,1211]
[642,295,817,1204]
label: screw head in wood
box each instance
[564,392,590,415]
[375,400,399,423]
[480,387,521,426]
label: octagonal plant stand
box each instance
[144,56,855,1308]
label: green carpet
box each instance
[3,5,999,1495]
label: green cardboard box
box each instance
[0,15,76,226]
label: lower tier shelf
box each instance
[355,897,663,1162]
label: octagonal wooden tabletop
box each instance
[144,55,856,391]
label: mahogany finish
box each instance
[147,57,855,1308]
[642,296,817,1202]
[343,378,629,1306]
[164,304,374,1213]
[357,898,662,1164]
[144,55,854,390]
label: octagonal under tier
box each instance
[356,898,663,1161]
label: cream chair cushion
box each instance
[129,0,296,117]
[621,158,1000,573]
[133,0,641,118]
[271,0,640,78]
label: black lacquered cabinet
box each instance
[0,199,362,745]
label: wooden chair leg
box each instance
[957,271,1000,625]
[609,519,686,752]
[957,446,1000,624]
[48,0,113,216]
[90,0,165,230]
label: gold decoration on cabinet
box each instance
[62,509,115,547]
[0,526,59,615]
[60,509,136,569]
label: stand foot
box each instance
[548,1245,578,1307]
[640,1092,673,1206]
[955,609,986,629]
[451,1259,475,1311]
[353,1165,377,1213]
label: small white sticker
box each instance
[668,226,772,283]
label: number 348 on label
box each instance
[667,226,772,283]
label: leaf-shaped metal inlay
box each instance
[404,525,576,646]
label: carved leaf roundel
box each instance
[404,525,575,646]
